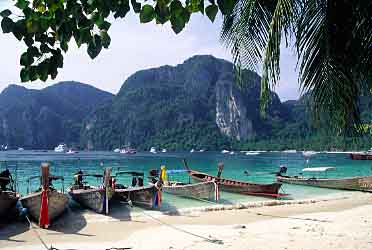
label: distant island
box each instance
[0,55,371,151]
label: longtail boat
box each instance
[113,170,162,209]
[277,167,372,192]
[0,169,20,218]
[151,168,219,202]
[20,163,68,228]
[68,168,114,214]
[182,160,283,198]
[350,150,372,160]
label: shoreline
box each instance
[1,191,372,249]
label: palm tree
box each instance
[220,0,372,133]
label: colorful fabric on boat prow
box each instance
[39,163,50,228]
[153,190,162,208]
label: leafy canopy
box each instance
[0,0,226,82]
[1,0,372,133]
[220,0,372,133]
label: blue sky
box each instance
[0,0,301,101]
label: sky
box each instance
[0,0,301,101]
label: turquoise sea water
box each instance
[1,151,371,211]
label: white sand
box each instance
[1,192,372,250]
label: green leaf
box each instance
[100,30,111,48]
[98,20,111,30]
[140,5,155,23]
[29,66,38,81]
[189,0,199,13]
[40,43,51,53]
[155,0,170,24]
[0,9,11,17]
[205,4,218,22]
[1,17,14,33]
[23,35,33,47]
[131,0,141,13]
[217,0,235,15]
[20,68,30,82]
[61,40,68,52]
[37,63,49,81]
[170,0,187,34]
[12,20,26,40]
[20,52,33,66]
[15,0,29,10]
[87,34,102,59]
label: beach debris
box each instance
[233,225,246,229]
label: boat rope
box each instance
[140,211,224,245]
[25,215,50,250]
[245,210,331,223]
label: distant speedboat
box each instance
[199,149,205,152]
[283,149,297,153]
[221,150,229,154]
[17,147,24,151]
[66,149,78,154]
[245,152,259,155]
[161,149,167,153]
[54,143,67,153]
[302,151,317,157]
[113,148,120,153]
[190,149,195,153]
[150,147,157,154]
[229,151,235,155]
[120,148,137,154]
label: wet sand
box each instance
[1,192,372,250]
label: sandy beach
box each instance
[1,191,372,250]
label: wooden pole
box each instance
[217,162,224,179]
[41,163,49,191]
[104,167,112,215]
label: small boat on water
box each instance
[182,160,284,198]
[245,152,260,155]
[66,149,78,154]
[113,170,162,209]
[283,149,297,153]
[161,149,167,153]
[113,148,120,153]
[302,151,317,157]
[150,168,219,202]
[54,143,67,153]
[120,147,137,155]
[69,168,114,214]
[0,169,20,218]
[221,150,229,154]
[150,147,157,154]
[350,149,372,160]
[276,167,372,192]
[20,163,68,227]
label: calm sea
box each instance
[1,150,371,210]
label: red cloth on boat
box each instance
[39,189,49,228]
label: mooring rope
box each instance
[25,215,50,250]
[246,211,331,223]
[140,210,223,245]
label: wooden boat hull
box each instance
[114,185,159,209]
[0,191,19,217]
[69,187,114,214]
[188,170,282,196]
[20,190,68,222]
[277,175,372,192]
[163,181,217,201]
[350,153,372,160]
